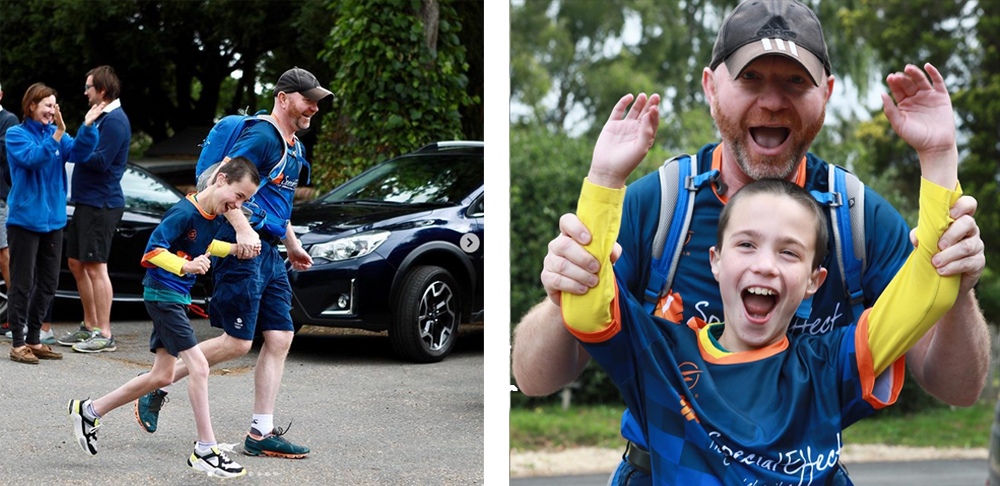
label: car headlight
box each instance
[308,230,391,262]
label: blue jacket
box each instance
[71,105,130,208]
[4,119,99,232]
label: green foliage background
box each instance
[510,0,999,410]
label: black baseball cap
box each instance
[710,0,832,87]
[274,67,333,101]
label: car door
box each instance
[469,191,484,317]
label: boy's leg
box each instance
[92,349,176,416]
[177,346,214,444]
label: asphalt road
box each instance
[510,459,989,486]
[0,314,484,485]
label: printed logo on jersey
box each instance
[679,397,700,423]
[187,229,197,241]
[787,302,845,336]
[679,361,702,391]
[655,291,685,323]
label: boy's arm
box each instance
[140,206,194,276]
[864,63,962,376]
[206,239,233,257]
[560,93,659,340]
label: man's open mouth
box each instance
[749,126,791,149]
[742,286,779,323]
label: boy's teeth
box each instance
[747,287,774,296]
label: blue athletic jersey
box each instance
[226,121,306,232]
[615,143,912,448]
[582,280,903,486]
[141,195,225,295]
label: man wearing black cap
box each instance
[135,67,332,459]
[512,1,988,484]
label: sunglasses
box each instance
[84,84,93,91]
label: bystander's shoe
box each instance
[56,323,95,346]
[135,386,169,433]
[30,344,62,360]
[68,398,101,455]
[9,346,38,364]
[188,446,247,478]
[39,328,57,346]
[72,334,117,353]
[244,422,310,458]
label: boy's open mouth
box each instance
[742,286,778,322]
[749,126,790,149]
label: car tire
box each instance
[390,265,461,363]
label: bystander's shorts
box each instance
[145,300,199,357]
[209,225,294,341]
[67,204,124,263]
[0,200,8,249]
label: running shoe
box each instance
[244,422,310,458]
[188,446,247,478]
[68,398,101,455]
[72,334,117,353]
[135,387,168,433]
[56,323,96,346]
[39,328,57,346]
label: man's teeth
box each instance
[746,287,775,296]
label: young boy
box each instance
[562,64,962,485]
[68,157,260,478]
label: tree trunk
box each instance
[421,0,440,59]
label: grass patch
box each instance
[511,401,996,451]
[510,404,625,451]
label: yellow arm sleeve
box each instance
[866,178,962,375]
[207,240,232,257]
[142,248,188,277]
[561,178,626,335]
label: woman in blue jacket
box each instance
[4,82,105,364]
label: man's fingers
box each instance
[950,195,977,219]
[936,214,979,252]
[611,242,623,264]
[559,213,592,245]
[549,233,600,273]
[541,269,589,296]
[933,252,985,279]
[544,252,598,288]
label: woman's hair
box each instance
[717,178,829,269]
[21,83,57,121]
[87,65,120,101]
[215,156,261,187]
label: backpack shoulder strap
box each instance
[810,164,866,321]
[254,114,290,191]
[642,153,717,314]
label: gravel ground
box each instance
[509,445,989,477]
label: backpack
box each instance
[195,110,298,237]
[641,154,867,323]
[195,109,290,194]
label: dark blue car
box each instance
[286,142,484,362]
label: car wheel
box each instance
[390,265,461,363]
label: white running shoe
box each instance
[188,446,247,478]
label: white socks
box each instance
[251,414,273,436]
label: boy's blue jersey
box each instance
[582,279,904,486]
[226,122,305,234]
[141,195,224,295]
[615,143,913,448]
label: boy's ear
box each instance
[709,246,721,282]
[804,266,828,298]
[214,172,228,186]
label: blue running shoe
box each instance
[244,422,310,459]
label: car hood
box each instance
[290,201,447,237]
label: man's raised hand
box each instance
[588,93,660,188]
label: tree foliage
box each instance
[312,0,482,193]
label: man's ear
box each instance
[805,266,828,298]
[709,246,721,283]
[702,67,717,118]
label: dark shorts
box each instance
[145,300,199,357]
[209,225,293,341]
[67,204,124,262]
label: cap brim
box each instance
[725,40,825,87]
[300,86,333,101]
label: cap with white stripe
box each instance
[709,0,831,87]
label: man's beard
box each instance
[713,97,824,181]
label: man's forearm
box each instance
[905,289,989,406]
[512,299,591,396]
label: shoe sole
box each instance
[133,400,156,434]
[68,400,97,456]
[72,345,117,353]
[243,448,308,459]
[188,457,248,478]
[10,355,38,364]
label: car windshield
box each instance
[319,154,483,205]
[121,167,182,215]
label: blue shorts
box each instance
[608,458,650,486]
[145,300,198,357]
[209,225,293,340]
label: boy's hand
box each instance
[588,93,660,188]
[182,253,212,275]
[881,63,958,187]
